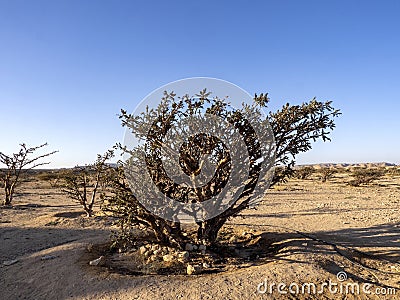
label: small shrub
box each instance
[295,166,314,180]
[61,151,113,217]
[0,143,57,205]
[319,167,336,182]
[387,167,400,177]
[348,168,384,187]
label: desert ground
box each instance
[1,166,399,299]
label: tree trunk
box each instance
[3,183,13,205]
[197,217,227,245]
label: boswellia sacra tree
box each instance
[102,89,340,249]
[61,150,114,217]
[0,143,57,206]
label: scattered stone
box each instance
[202,262,210,268]
[153,249,161,256]
[139,246,147,255]
[40,255,58,261]
[177,251,189,262]
[180,251,190,258]
[86,243,93,252]
[185,243,194,251]
[151,244,158,251]
[187,264,202,275]
[229,236,237,243]
[3,259,18,266]
[162,254,174,262]
[89,256,105,266]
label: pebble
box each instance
[89,256,105,266]
[40,255,58,261]
[3,259,18,266]
[162,254,174,262]
[139,246,147,255]
[187,264,202,275]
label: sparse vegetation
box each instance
[37,170,66,188]
[387,167,400,177]
[0,143,57,205]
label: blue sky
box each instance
[0,0,399,167]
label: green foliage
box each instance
[269,99,341,185]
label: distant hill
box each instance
[298,162,398,169]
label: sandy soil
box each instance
[0,169,399,299]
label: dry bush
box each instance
[348,168,384,187]
[0,143,57,205]
[294,166,314,180]
[103,90,340,249]
[61,151,113,217]
[319,167,336,182]
[387,167,400,177]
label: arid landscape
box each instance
[1,165,399,299]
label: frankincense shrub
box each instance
[102,91,340,249]
[348,168,385,187]
[0,143,57,206]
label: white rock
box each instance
[162,254,174,262]
[3,259,18,266]
[89,256,105,266]
[178,251,189,260]
[229,236,237,243]
[187,264,202,275]
[202,262,210,268]
[149,255,157,262]
[139,246,147,255]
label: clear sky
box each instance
[0,0,399,168]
